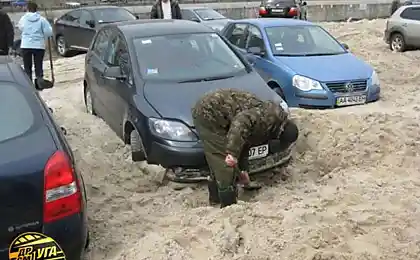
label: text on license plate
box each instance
[248,144,269,160]
[271,9,284,12]
[336,95,366,106]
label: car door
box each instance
[223,22,248,54]
[243,25,273,82]
[85,28,111,118]
[399,7,420,45]
[77,10,97,50]
[101,34,134,138]
[54,10,81,47]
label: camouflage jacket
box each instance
[192,88,288,158]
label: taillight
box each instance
[259,6,268,15]
[288,7,298,16]
[43,151,81,223]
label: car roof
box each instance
[110,19,214,38]
[233,18,314,27]
[181,6,213,10]
[68,5,124,12]
[0,58,20,83]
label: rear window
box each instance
[0,83,35,143]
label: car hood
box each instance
[202,19,231,31]
[143,72,282,127]
[275,53,373,82]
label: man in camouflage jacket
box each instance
[192,88,299,208]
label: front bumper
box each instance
[289,84,380,108]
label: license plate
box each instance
[271,8,284,12]
[248,144,269,160]
[336,95,366,106]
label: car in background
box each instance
[259,0,299,18]
[53,5,138,57]
[180,7,231,32]
[384,4,420,52]
[0,57,88,260]
[83,19,291,182]
[221,18,381,109]
[12,0,26,7]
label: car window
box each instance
[132,33,246,82]
[265,25,346,56]
[225,23,247,49]
[107,35,133,84]
[194,8,225,21]
[0,83,35,143]
[92,8,136,24]
[79,10,93,27]
[246,25,265,50]
[400,7,420,20]
[62,10,81,23]
[92,29,111,61]
[181,9,198,20]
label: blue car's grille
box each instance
[326,80,367,93]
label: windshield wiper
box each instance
[178,75,234,83]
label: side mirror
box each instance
[103,66,126,81]
[247,46,265,56]
[135,15,140,19]
[86,20,95,28]
[190,17,200,23]
[341,43,349,50]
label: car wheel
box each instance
[130,130,147,162]
[56,36,70,57]
[84,85,96,116]
[390,33,406,52]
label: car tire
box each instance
[84,85,97,116]
[130,130,147,162]
[56,35,71,57]
[390,33,406,52]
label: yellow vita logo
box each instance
[9,232,66,260]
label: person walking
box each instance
[150,0,182,19]
[18,1,53,86]
[0,7,15,55]
[192,88,299,208]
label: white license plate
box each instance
[248,144,269,160]
[336,95,366,106]
[271,9,284,12]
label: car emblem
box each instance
[345,82,354,92]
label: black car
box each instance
[0,57,89,260]
[53,5,138,57]
[259,0,299,18]
[83,19,291,182]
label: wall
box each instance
[8,0,393,24]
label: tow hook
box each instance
[60,127,67,135]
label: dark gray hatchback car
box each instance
[83,19,292,182]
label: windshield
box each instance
[194,9,226,20]
[265,25,347,56]
[0,83,34,143]
[93,8,136,23]
[133,33,246,82]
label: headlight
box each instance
[148,118,197,141]
[292,75,323,91]
[371,71,380,86]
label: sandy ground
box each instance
[38,19,420,260]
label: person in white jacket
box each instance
[18,1,52,85]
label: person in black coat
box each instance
[391,0,401,15]
[0,8,14,55]
[150,0,182,19]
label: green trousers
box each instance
[193,116,238,191]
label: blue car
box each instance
[221,18,381,108]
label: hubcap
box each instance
[57,38,66,55]
[85,90,93,114]
[391,37,402,51]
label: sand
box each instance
[38,19,420,260]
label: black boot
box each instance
[208,178,220,205]
[218,186,237,208]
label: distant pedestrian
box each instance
[18,1,53,86]
[300,2,307,20]
[391,0,401,15]
[150,0,182,19]
[0,7,15,55]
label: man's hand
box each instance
[225,154,237,167]
[237,171,250,185]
